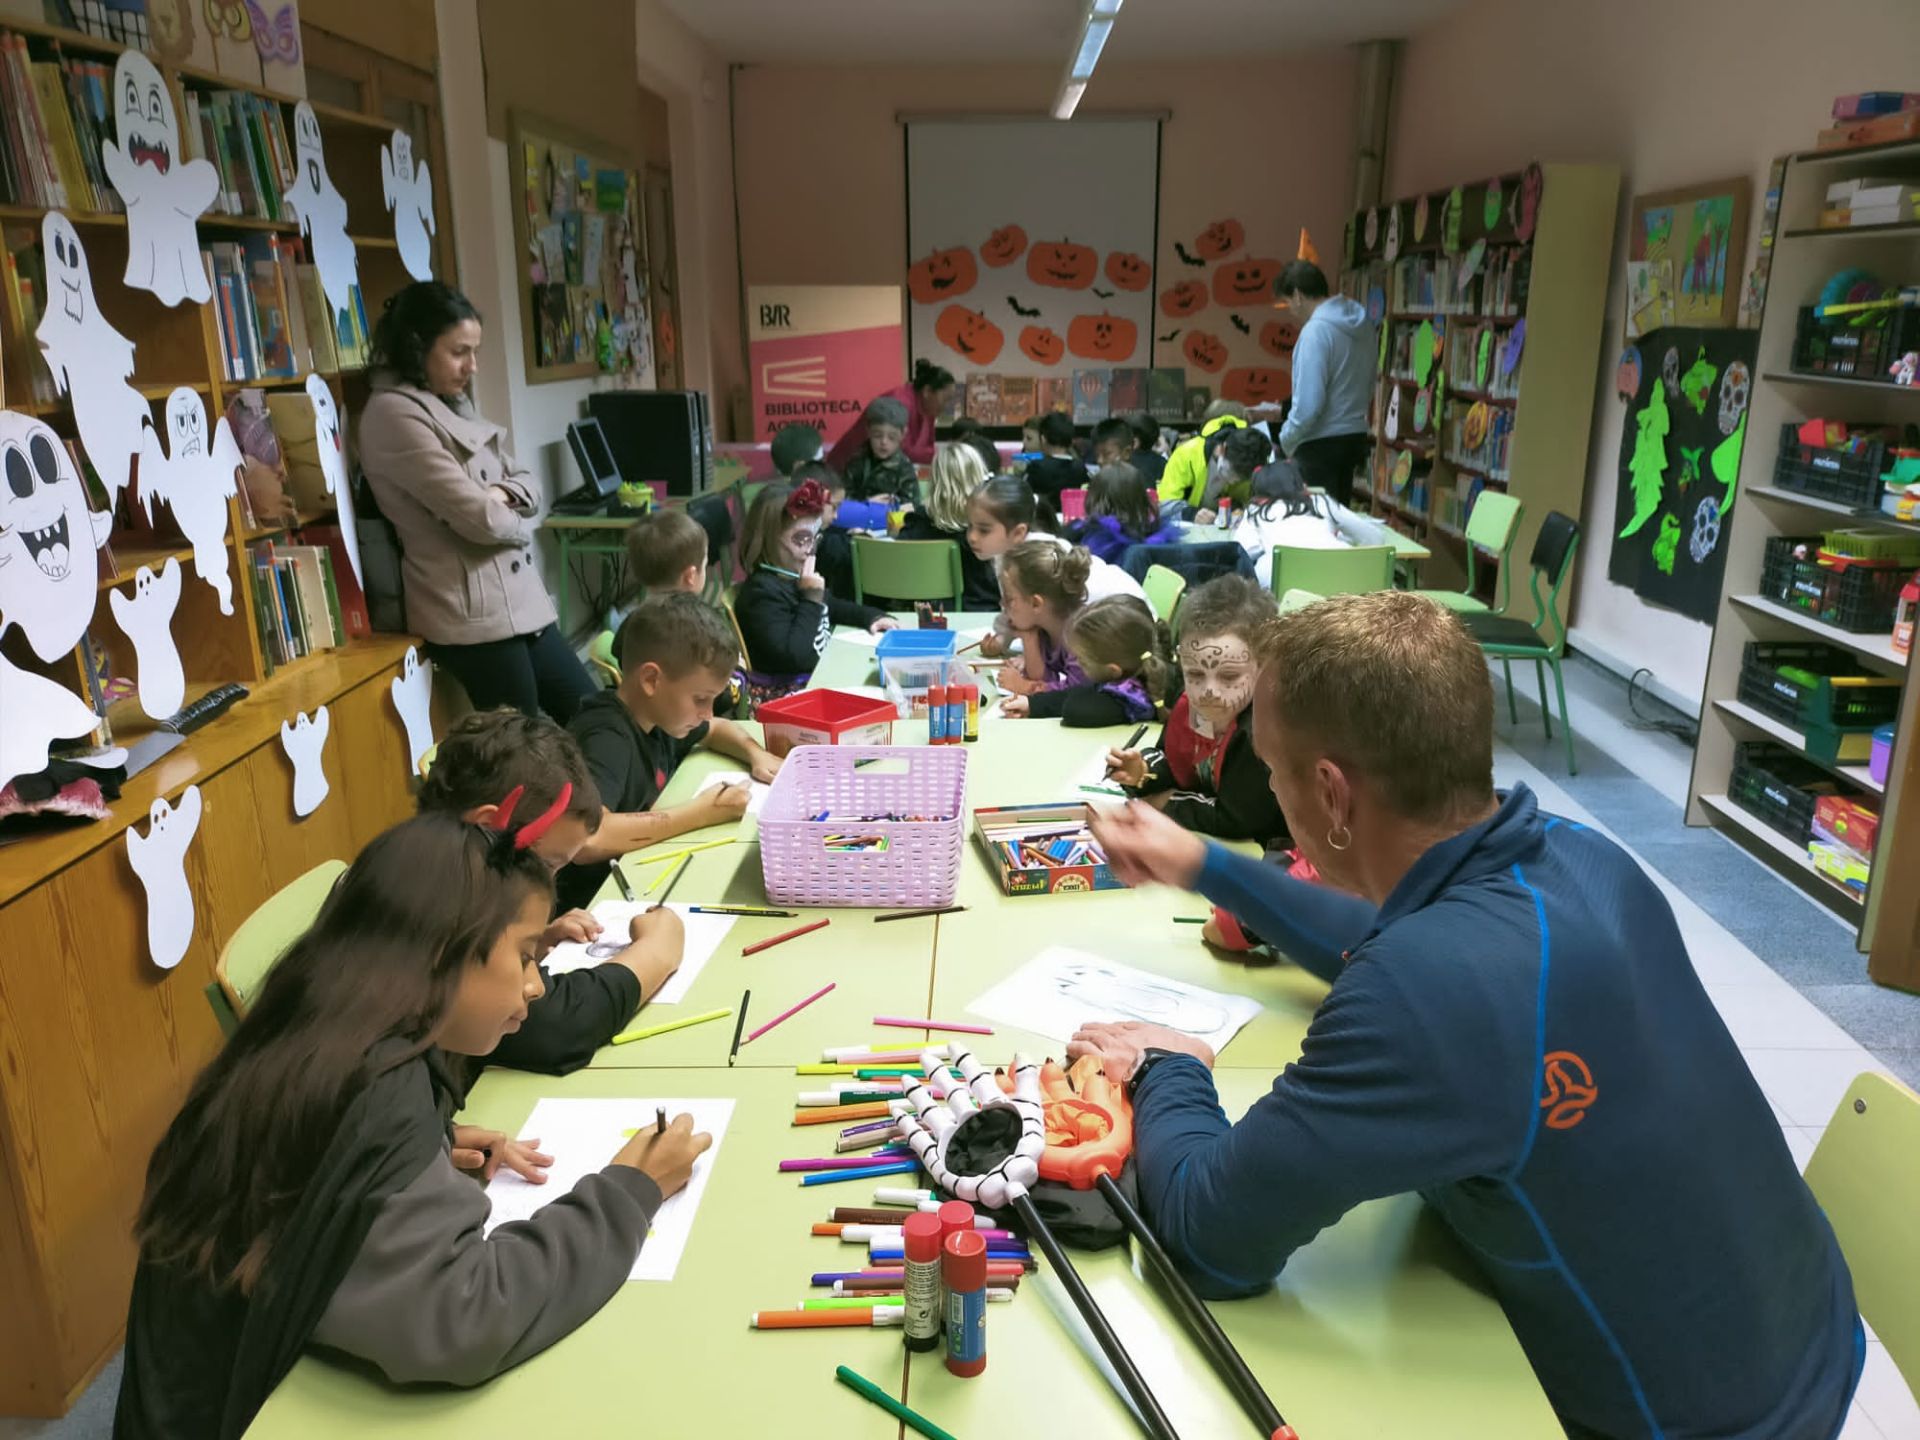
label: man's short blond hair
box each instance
[1255,592,1494,824]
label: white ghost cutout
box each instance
[126,785,202,970]
[108,557,186,719]
[101,51,219,306]
[137,388,240,614]
[381,129,436,282]
[390,645,433,773]
[0,650,124,794]
[1384,386,1402,442]
[0,410,115,661]
[285,103,360,327]
[35,215,151,505]
[307,374,362,587]
[279,705,331,817]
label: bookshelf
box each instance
[1685,138,1920,991]
[1341,164,1618,605]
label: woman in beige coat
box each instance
[359,282,595,722]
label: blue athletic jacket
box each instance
[1132,785,1862,1439]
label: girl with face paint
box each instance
[1107,575,1290,844]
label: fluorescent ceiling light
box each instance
[1053,0,1123,119]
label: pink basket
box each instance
[759,746,968,908]
[1059,487,1088,520]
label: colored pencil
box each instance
[690,905,797,917]
[799,1160,921,1186]
[834,1364,961,1440]
[727,989,750,1066]
[872,905,968,923]
[647,855,691,909]
[871,1015,995,1036]
[822,1047,924,1062]
[792,1102,894,1126]
[741,918,831,957]
[750,1307,902,1330]
[743,982,835,1043]
[1174,916,1208,924]
[610,1006,733,1046]
[631,836,740,867]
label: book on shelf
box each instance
[997,375,1036,423]
[1147,367,1186,422]
[1107,367,1148,417]
[1071,369,1111,425]
[1,223,55,403]
[182,87,293,222]
[68,0,151,50]
[0,32,121,213]
[1033,376,1071,416]
[296,522,370,639]
[246,538,351,666]
[206,237,353,381]
[963,372,1003,425]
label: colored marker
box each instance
[610,1006,732,1046]
[743,982,835,1044]
[792,1102,894,1126]
[1174,916,1208,924]
[741,918,832,957]
[833,1364,961,1440]
[690,905,797,917]
[612,864,638,902]
[872,1015,995,1036]
[834,1276,1020,1294]
[727,989,750,1067]
[824,1047,925,1062]
[875,1186,936,1206]
[750,1307,903,1330]
[779,1150,912,1174]
[799,1160,921,1186]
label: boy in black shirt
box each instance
[1024,411,1090,503]
[562,593,781,908]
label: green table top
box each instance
[1175,519,1431,562]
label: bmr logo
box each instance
[1538,1050,1597,1130]
[759,303,793,328]
[761,355,828,399]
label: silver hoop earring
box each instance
[1326,823,1352,852]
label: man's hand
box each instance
[1066,1022,1215,1086]
[1085,800,1207,889]
[541,909,601,952]
[450,1126,554,1184]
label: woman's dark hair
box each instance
[1067,595,1174,709]
[1086,464,1157,540]
[1276,260,1329,300]
[134,814,553,1289]
[1221,426,1273,479]
[1037,412,1076,450]
[911,359,956,396]
[970,474,1035,531]
[369,281,482,390]
[1249,460,1317,519]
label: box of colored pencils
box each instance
[971,803,1127,898]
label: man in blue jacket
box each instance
[1273,260,1375,505]
[1077,591,1862,1440]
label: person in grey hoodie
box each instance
[1274,260,1376,506]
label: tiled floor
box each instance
[7,662,1916,1438]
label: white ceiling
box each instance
[659,0,1468,65]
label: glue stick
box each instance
[901,1212,943,1353]
[943,1230,988,1377]
[928,684,949,743]
[936,1199,975,1251]
[946,684,967,744]
[962,683,980,742]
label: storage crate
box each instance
[1791,304,1920,378]
[1821,528,1920,563]
[1769,423,1888,509]
[1759,535,1914,632]
[1728,742,1845,845]
[1735,641,1903,731]
[757,746,966,908]
[755,689,899,758]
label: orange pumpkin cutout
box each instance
[1259,318,1300,359]
[935,305,1004,364]
[980,225,1027,268]
[907,247,979,306]
[1212,256,1282,307]
[1194,218,1246,261]
[1183,330,1228,374]
[1104,251,1150,292]
[1019,325,1065,366]
[1222,366,1291,406]
[1026,239,1098,290]
[1159,281,1208,318]
[1067,312,1139,363]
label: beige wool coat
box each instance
[357,376,557,645]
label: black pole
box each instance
[1009,1190,1181,1440]
[1096,1173,1293,1440]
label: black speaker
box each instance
[585,390,715,497]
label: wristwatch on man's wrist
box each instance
[1127,1047,1185,1099]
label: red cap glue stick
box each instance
[901,1212,942,1353]
[943,1230,987,1377]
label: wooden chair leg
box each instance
[1502,659,1518,724]
[1552,659,1577,775]
[1535,658,1553,740]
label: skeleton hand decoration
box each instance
[891,1045,1046,1210]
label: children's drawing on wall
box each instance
[280,706,332,817]
[286,102,360,327]
[139,388,242,614]
[382,129,436,282]
[1630,179,1748,329]
[127,785,202,970]
[109,558,187,719]
[103,51,219,306]
[35,215,149,506]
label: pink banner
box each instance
[750,287,905,446]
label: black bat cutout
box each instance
[1229,313,1251,335]
[1008,296,1041,318]
[1091,287,1114,299]
[1157,329,1182,343]
[1173,241,1206,268]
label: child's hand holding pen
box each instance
[702,780,753,821]
[1105,748,1148,787]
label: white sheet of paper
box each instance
[0,410,115,660]
[287,103,360,326]
[831,627,882,648]
[693,771,770,816]
[126,785,202,970]
[485,1097,734,1282]
[279,706,331,817]
[390,645,434,773]
[1073,748,1127,799]
[137,389,240,613]
[35,216,150,505]
[381,129,435,282]
[109,557,185,718]
[968,945,1261,1055]
[102,51,218,306]
[543,901,737,1005]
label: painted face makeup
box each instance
[1179,633,1255,738]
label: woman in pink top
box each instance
[826,359,956,471]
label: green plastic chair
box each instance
[1270,544,1395,598]
[214,859,346,1019]
[1460,512,1580,774]
[587,629,621,686]
[1276,587,1324,615]
[1805,1072,1920,1401]
[202,981,240,1039]
[850,536,963,608]
[1413,490,1523,614]
[416,742,437,780]
[1142,564,1187,626]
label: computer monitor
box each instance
[564,418,623,502]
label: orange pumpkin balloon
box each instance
[1104,251,1150,292]
[934,305,1004,364]
[1211,256,1282,307]
[1259,318,1300,359]
[1183,330,1228,374]
[1019,325,1065,366]
[1026,239,1098,290]
[1194,218,1245,261]
[980,225,1028,268]
[1159,281,1209,318]
[906,246,979,306]
[1066,311,1139,363]
[1222,365,1291,406]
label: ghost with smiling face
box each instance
[35,214,151,506]
[101,51,219,306]
[381,128,436,282]
[307,373,362,587]
[137,387,241,615]
[285,102,360,326]
[126,785,203,970]
[108,557,186,720]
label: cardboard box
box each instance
[972,802,1127,898]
